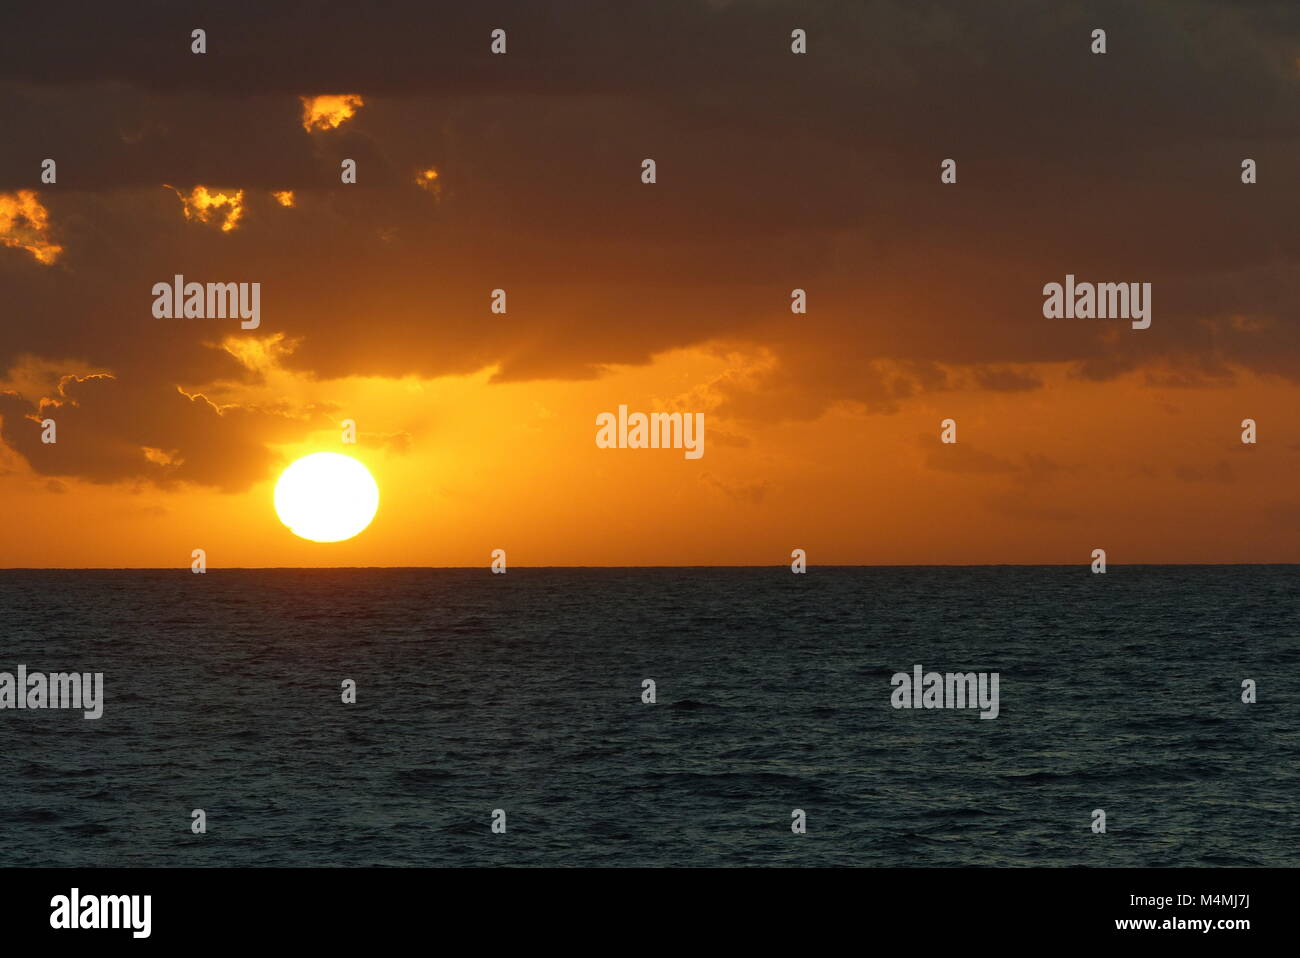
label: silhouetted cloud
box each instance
[0,0,1297,486]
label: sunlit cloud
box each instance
[271,190,295,207]
[220,332,296,373]
[300,94,364,132]
[141,446,182,467]
[0,190,62,264]
[415,168,441,198]
[165,184,246,232]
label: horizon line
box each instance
[1,562,1297,571]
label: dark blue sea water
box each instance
[0,567,1295,867]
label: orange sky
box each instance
[4,342,1299,567]
[2,2,1299,566]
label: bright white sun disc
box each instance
[274,452,379,542]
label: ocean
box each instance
[0,566,1295,867]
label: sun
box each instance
[274,452,379,543]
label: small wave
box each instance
[391,767,456,787]
[919,806,1000,819]
[666,699,719,711]
[61,822,113,837]
[11,807,60,823]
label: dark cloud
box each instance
[0,375,306,491]
[701,472,769,505]
[974,367,1043,393]
[0,0,1298,485]
[924,442,1019,476]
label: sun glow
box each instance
[273,452,379,543]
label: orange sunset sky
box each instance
[2,1,1300,567]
